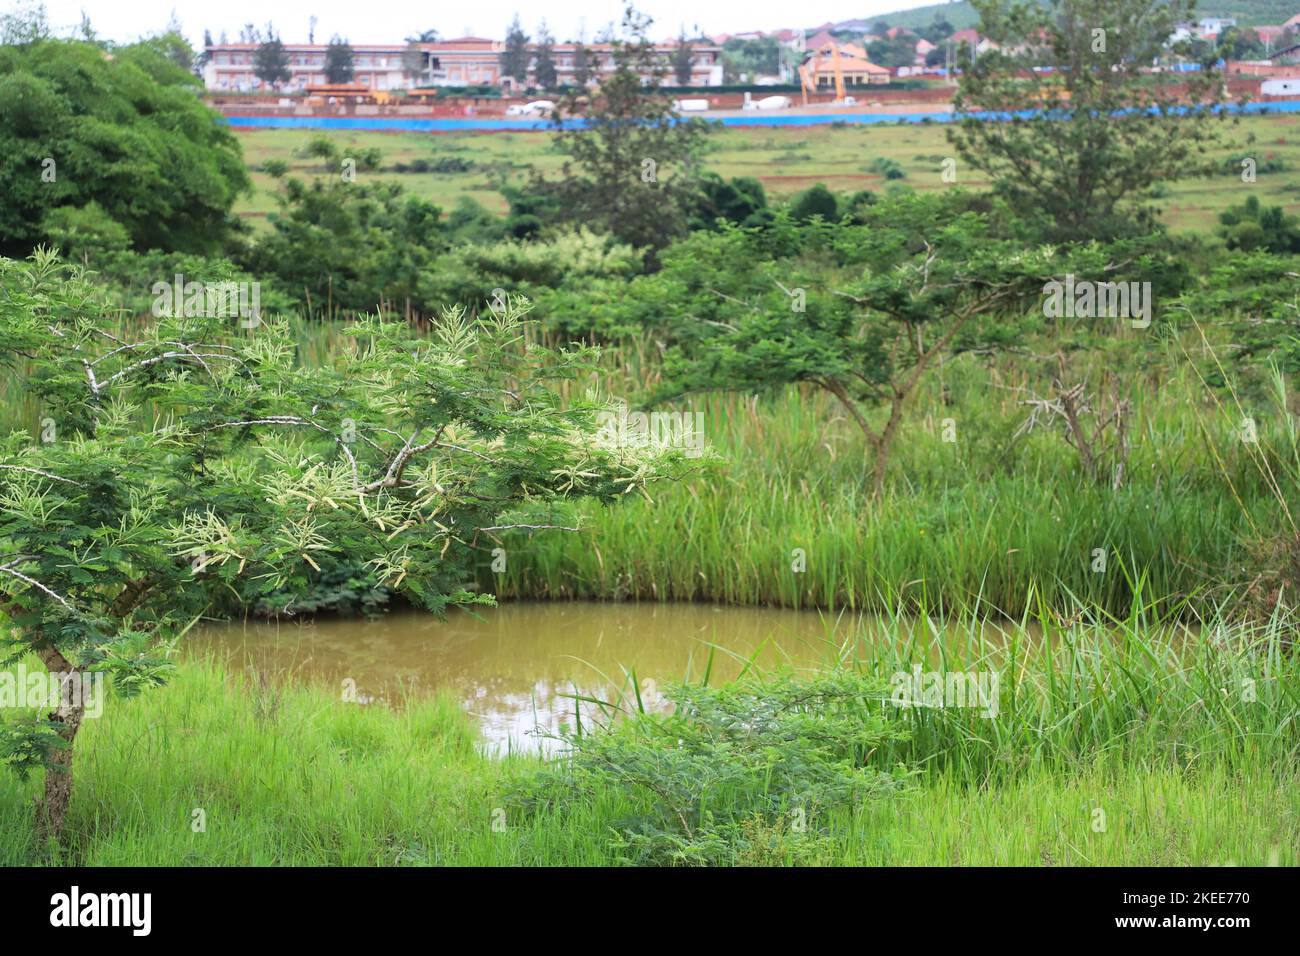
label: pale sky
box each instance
[32,0,945,46]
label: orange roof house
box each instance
[805,45,891,87]
[806,29,838,50]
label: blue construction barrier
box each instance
[221,97,1300,133]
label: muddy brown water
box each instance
[190,602,1016,752]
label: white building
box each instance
[202,38,724,93]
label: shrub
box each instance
[789,184,840,222]
[508,674,913,865]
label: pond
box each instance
[191,602,1016,752]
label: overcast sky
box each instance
[33,0,941,46]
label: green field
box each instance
[233,112,1300,235]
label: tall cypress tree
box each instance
[323,36,355,84]
[500,14,531,86]
[534,21,557,89]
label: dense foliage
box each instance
[0,35,249,256]
[0,251,688,837]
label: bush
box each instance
[245,177,444,317]
[687,172,768,231]
[508,674,913,865]
[1218,196,1300,254]
[421,228,643,314]
[868,157,907,180]
[789,183,840,222]
[391,156,476,174]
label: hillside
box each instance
[864,0,1299,31]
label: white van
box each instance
[505,100,556,117]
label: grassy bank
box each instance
[2,605,1296,866]
[490,334,1293,617]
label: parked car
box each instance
[505,100,556,117]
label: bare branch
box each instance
[0,565,77,611]
[0,464,82,486]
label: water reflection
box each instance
[192,602,874,752]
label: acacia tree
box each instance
[0,251,684,841]
[651,193,1120,495]
[951,0,1230,241]
[546,4,704,254]
[323,36,355,84]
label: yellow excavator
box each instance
[798,43,846,106]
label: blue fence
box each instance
[221,97,1300,133]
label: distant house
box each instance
[519,41,723,89]
[1197,17,1236,37]
[804,43,891,87]
[806,29,839,51]
[203,42,427,92]
[915,37,937,64]
[949,29,997,55]
[885,27,914,40]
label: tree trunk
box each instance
[871,395,907,499]
[34,645,85,844]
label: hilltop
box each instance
[848,0,1297,31]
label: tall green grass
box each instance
[490,339,1292,616]
[847,595,1300,783]
[2,600,1296,866]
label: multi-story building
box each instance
[420,38,501,86]
[203,42,420,92]
[201,37,723,92]
[499,42,723,90]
